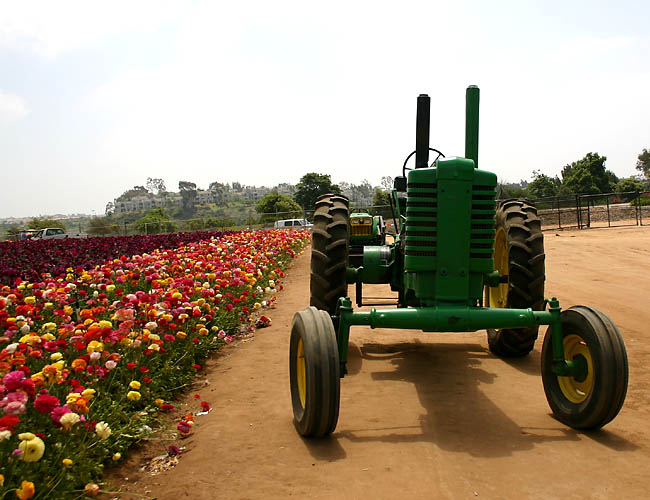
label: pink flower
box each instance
[4,401,26,415]
[3,371,25,391]
[51,406,71,425]
[224,336,234,344]
[217,330,226,339]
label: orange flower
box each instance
[71,358,87,372]
[16,481,35,499]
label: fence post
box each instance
[556,197,561,229]
[606,194,611,227]
[575,195,581,229]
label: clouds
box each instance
[0,0,649,217]
[0,88,29,121]
[0,0,180,58]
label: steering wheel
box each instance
[402,148,445,178]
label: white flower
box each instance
[0,430,11,441]
[89,351,101,361]
[95,421,112,440]
[6,343,18,353]
[20,324,30,334]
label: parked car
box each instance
[273,218,313,229]
[31,228,88,240]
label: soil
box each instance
[105,226,650,500]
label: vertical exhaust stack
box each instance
[465,85,480,169]
[415,94,430,169]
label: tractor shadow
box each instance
[334,339,634,457]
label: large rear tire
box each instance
[541,306,628,429]
[310,194,350,315]
[487,199,545,356]
[289,307,340,437]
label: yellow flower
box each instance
[176,331,187,340]
[41,333,55,341]
[24,296,35,304]
[172,292,183,300]
[18,334,41,345]
[0,473,3,486]
[60,412,81,430]
[95,421,111,440]
[81,388,96,400]
[154,398,164,407]
[18,435,45,462]
[127,390,141,401]
[106,284,116,292]
[87,340,104,353]
[62,458,73,468]
[66,392,81,405]
[112,452,122,461]
[42,322,57,332]
[44,302,53,309]
[63,305,74,316]
[199,328,209,336]
[16,481,35,499]
[50,352,63,361]
[129,380,141,390]
[98,320,112,329]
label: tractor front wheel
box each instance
[487,199,545,356]
[289,307,340,437]
[541,306,628,429]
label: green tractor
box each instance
[290,86,628,437]
[349,210,386,267]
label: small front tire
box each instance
[289,307,340,437]
[541,305,628,429]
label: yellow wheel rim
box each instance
[558,334,594,404]
[489,226,509,308]
[296,337,306,408]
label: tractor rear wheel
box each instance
[487,199,545,356]
[289,307,340,437]
[541,306,628,429]
[310,194,350,315]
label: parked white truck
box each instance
[31,228,88,240]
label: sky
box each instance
[1,0,649,218]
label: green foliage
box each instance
[616,177,645,194]
[631,195,650,206]
[134,208,177,233]
[637,149,650,181]
[146,177,166,194]
[27,217,66,230]
[561,152,615,194]
[255,191,303,222]
[115,185,148,202]
[178,181,197,214]
[372,188,391,206]
[528,171,559,199]
[87,216,119,236]
[294,173,341,209]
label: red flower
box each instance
[127,363,137,370]
[143,376,152,383]
[200,401,210,411]
[34,394,60,414]
[0,415,20,429]
[192,364,201,370]
[139,366,149,373]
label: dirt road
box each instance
[110,226,650,499]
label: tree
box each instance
[134,208,177,234]
[637,149,650,182]
[380,176,394,191]
[105,201,115,216]
[208,181,229,205]
[28,218,65,230]
[87,217,119,236]
[178,181,197,212]
[372,188,391,206]
[116,185,148,202]
[294,173,341,209]
[255,192,303,222]
[146,177,166,195]
[527,171,559,199]
[561,152,614,194]
[616,177,645,201]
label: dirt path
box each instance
[110,226,650,499]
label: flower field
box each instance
[0,229,310,499]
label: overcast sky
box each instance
[1,0,648,217]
